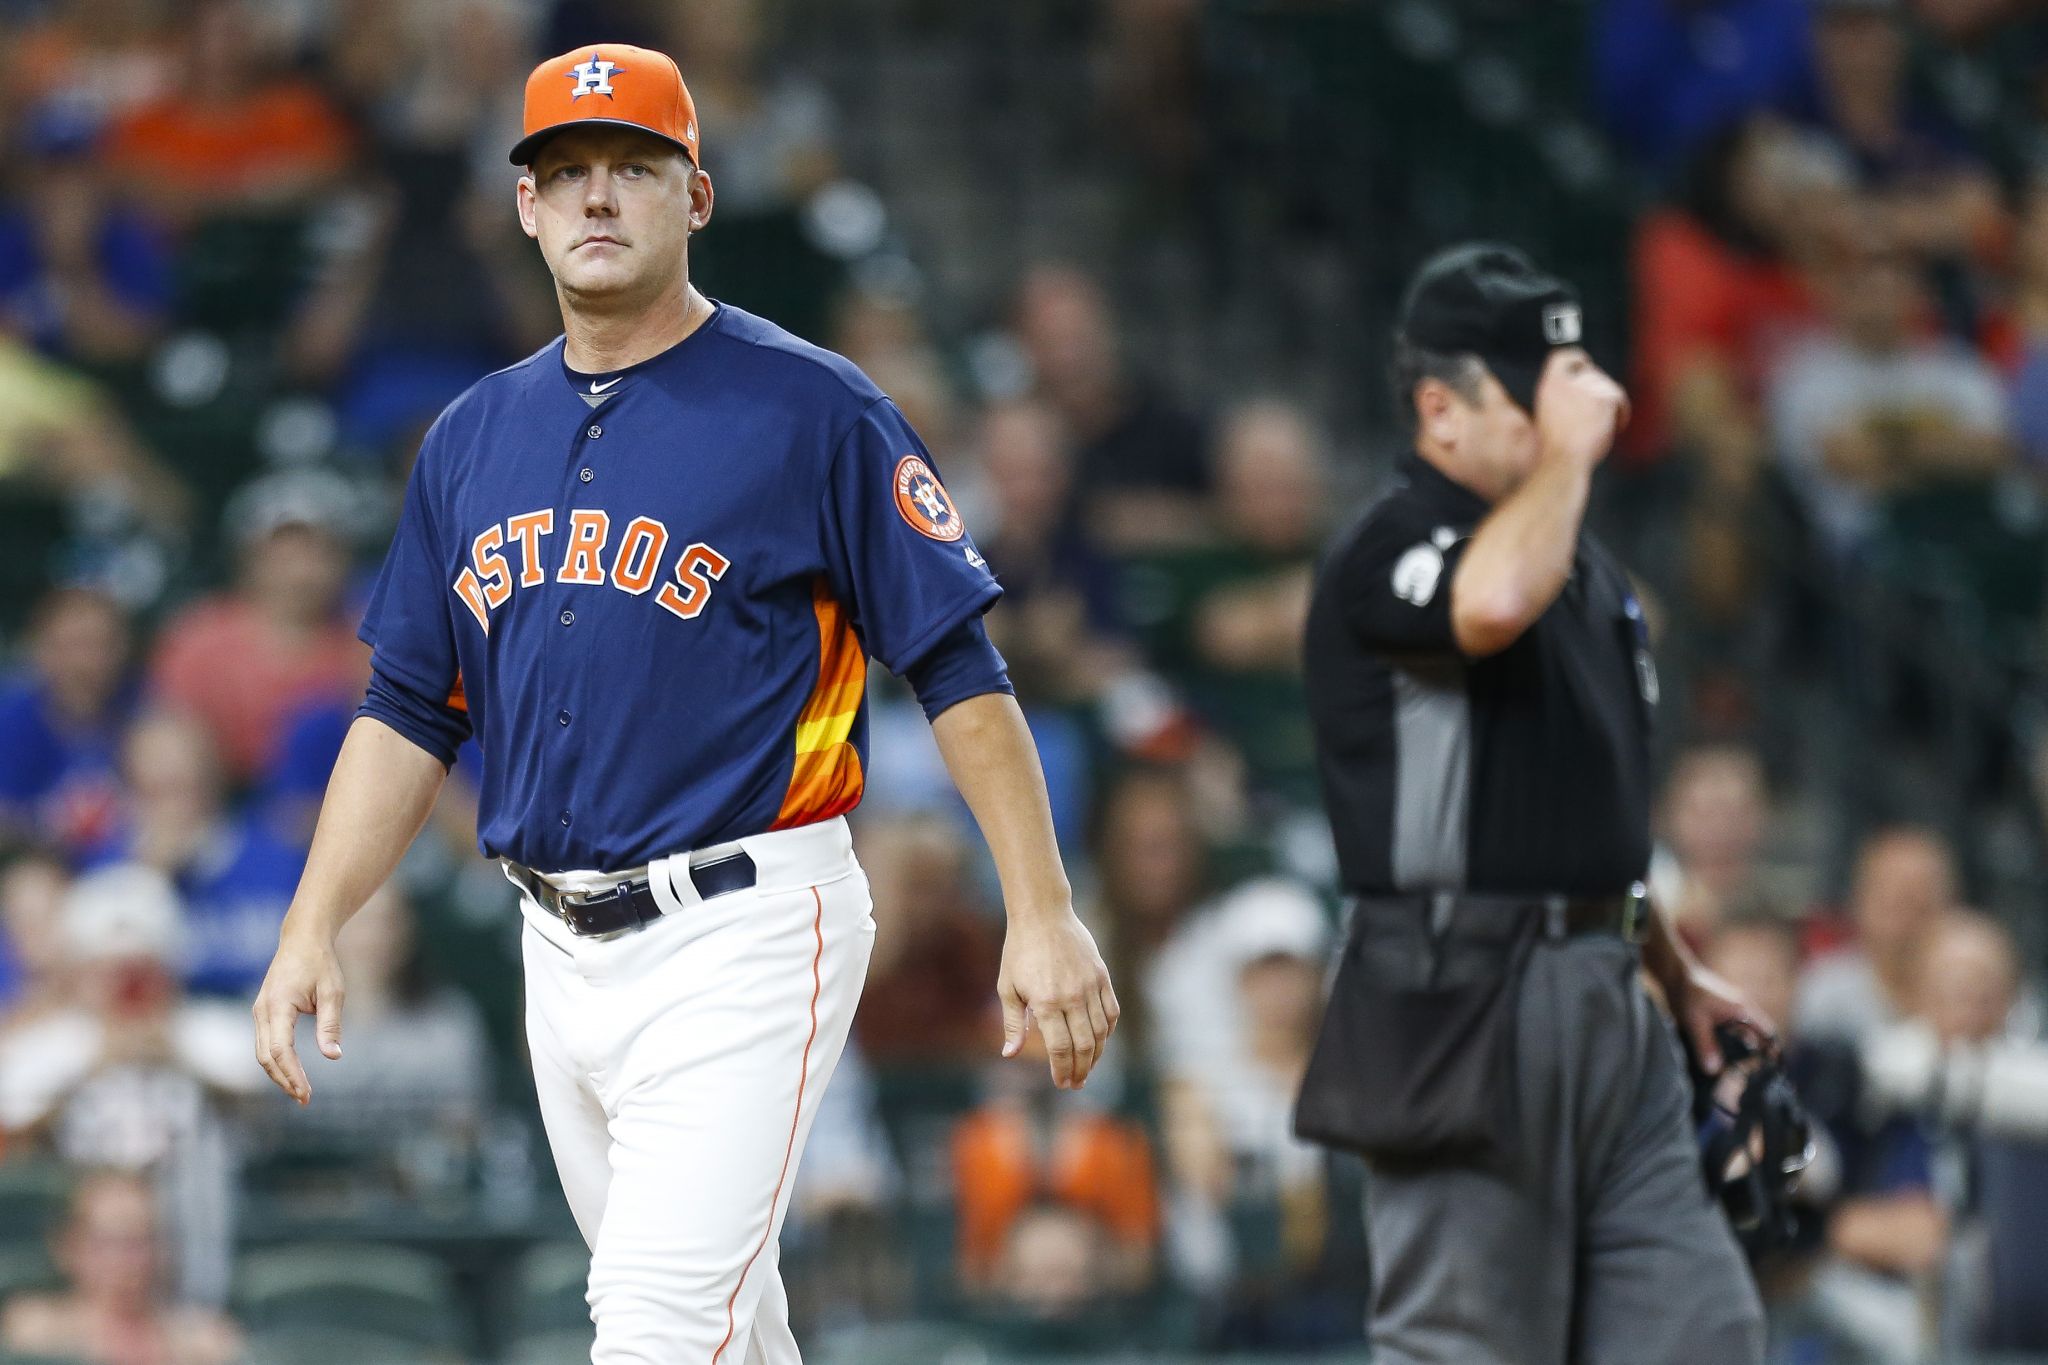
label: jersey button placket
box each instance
[550,414,598,850]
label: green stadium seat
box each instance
[810,1319,988,1365]
[512,1241,592,1335]
[501,1328,595,1364]
[233,1244,464,1351]
[240,1325,449,1365]
[0,1163,71,1248]
[0,1245,61,1300]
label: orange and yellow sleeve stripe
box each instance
[771,579,867,829]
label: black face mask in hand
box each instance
[1688,1021,1816,1257]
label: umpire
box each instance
[1296,244,1769,1364]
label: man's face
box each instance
[1920,919,2017,1044]
[1015,268,1120,399]
[1216,407,1326,555]
[61,1178,160,1307]
[1832,250,1916,351]
[1852,832,1954,953]
[518,126,711,308]
[981,401,1072,541]
[1665,750,1766,870]
[246,524,350,622]
[1815,11,1904,103]
[1102,780,1203,926]
[1703,925,1799,1040]
[1423,351,1602,498]
[31,594,127,715]
[1239,954,1323,1038]
[124,716,223,818]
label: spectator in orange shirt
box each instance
[951,1024,1159,1296]
[1,0,178,133]
[1627,116,1844,468]
[149,472,369,784]
[1624,117,1847,681]
[99,0,355,223]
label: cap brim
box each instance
[511,120,696,167]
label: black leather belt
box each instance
[507,851,758,937]
[1350,882,1650,944]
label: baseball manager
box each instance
[251,42,1117,1364]
[1295,244,1769,1364]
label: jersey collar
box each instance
[559,299,726,405]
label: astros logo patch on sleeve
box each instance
[893,455,965,542]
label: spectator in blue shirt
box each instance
[1789,0,2004,277]
[0,109,171,365]
[1594,0,1816,174]
[0,588,137,864]
[259,695,484,864]
[89,711,303,1000]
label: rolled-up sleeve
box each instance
[355,415,472,766]
[902,615,1013,722]
[358,662,469,768]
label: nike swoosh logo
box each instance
[589,377,623,394]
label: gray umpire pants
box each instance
[1362,931,1766,1365]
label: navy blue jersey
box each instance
[358,304,1001,871]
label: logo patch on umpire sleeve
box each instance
[1543,302,1582,346]
[1391,543,1444,606]
[892,455,965,542]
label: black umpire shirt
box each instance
[1303,452,1656,896]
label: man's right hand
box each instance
[1535,349,1630,467]
[251,925,346,1105]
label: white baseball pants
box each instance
[516,816,874,1364]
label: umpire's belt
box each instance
[504,852,757,937]
[1349,881,1649,945]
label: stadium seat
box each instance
[233,1244,465,1351]
[240,1325,450,1365]
[809,1319,989,1364]
[0,1163,70,1249]
[0,1245,61,1301]
[501,1328,595,1364]
[512,1241,592,1335]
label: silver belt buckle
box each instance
[1621,881,1648,943]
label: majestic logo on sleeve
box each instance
[568,54,623,99]
[451,507,728,634]
[1391,542,1445,606]
[892,455,965,542]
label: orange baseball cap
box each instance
[509,44,700,167]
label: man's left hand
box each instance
[1672,963,1776,1075]
[997,909,1119,1090]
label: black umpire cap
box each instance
[1397,243,1584,417]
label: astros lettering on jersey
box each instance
[359,303,1000,873]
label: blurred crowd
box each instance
[0,0,2046,1362]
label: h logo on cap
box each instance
[568,54,623,99]
[1542,302,1582,346]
